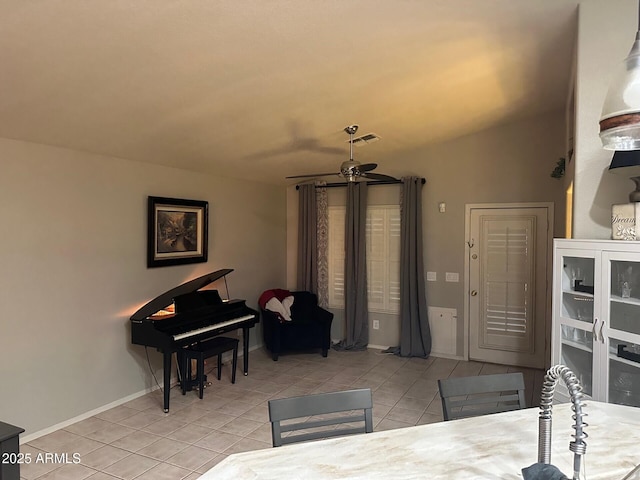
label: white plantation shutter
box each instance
[366,206,401,313]
[485,225,529,335]
[328,205,400,313]
[328,207,345,307]
[388,211,401,312]
[367,209,386,310]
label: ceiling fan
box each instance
[286,125,397,183]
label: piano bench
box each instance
[182,336,239,399]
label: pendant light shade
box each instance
[609,150,640,201]
[600,2,640,150]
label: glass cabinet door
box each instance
[608,257,640,336]
[558,324,594,397]
[605,254,640,407]
[608,336,640,407]
[560,255,595,325]
[554,252,598,399]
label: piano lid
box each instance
[130,268,233,321]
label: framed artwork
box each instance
[147,196,208,268]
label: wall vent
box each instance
[428,306,457,357]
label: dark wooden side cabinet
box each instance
[0,421,25,480]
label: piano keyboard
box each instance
[172,314,255,341]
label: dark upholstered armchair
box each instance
[261,291,333,361]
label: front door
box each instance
[467,204,552,369]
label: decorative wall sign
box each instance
[612,202,640,241]
[147,196,208,268]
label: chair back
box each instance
[268,388,373,447]
[437,372,526,421]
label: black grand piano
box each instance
[130,269,259,412]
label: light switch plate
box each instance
[445,272,459,282]
[426,271,437,281]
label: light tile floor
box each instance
[20,348,544,479]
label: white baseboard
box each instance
[368,343,463,359]
[367,344,390,351]
[329,341,392,352]
[20,384,161,444]
[21,344,262,444]
[430,352,464,361]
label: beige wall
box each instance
[573,0,638,237]
[287,111,566,355]
[0,138,286,437]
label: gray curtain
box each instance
[390,177,431,357]
[334,182,368,350]
[297,184,317,292]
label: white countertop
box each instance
[201,401,640,479]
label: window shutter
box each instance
[389,211,401,312]
[328,207,345,308]
[367,208,386,311]
[328,204,400,314]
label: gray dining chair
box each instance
[268,388,373,447]
[437,372,526,421]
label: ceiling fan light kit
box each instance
[285,124,396,183]
[343,124,363,182]
[600,0,640,150]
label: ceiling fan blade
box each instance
[285,172,339,179]
[364,173,398,182]
[287,124,386,182]
[358,163,377,172]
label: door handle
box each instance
[599,320,605,343]
[592,319,599,343]
[471,290,478,296]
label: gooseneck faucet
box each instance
[538,365,588,480]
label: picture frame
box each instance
[147,196,208,268]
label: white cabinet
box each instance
[553,239,640,406]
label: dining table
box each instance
[200,401,640,479]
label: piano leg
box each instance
[242,326,250,375]
[178,350,188,395]
[163,351,172,413]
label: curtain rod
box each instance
[295,178,426,190]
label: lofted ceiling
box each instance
[0,0,579,186]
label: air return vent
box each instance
[349,133,380,146]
